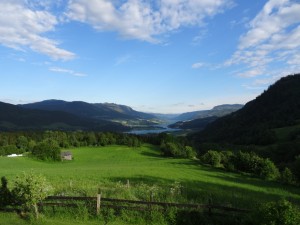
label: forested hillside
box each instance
[21,100,156,121]
[0,102,128,132]
[190,74,300,162]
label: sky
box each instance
[1,0,300,114]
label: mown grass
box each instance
[1,144,300,224]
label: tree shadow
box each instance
[106,173,300,209]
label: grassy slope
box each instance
[1,144,300,224]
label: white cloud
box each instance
[192,62,205,69]
[66,0,232,43]
[237,67,265,78]
[49,67,87,77]
[227,0,300,83]
[0,0,75,60]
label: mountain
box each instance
[191,74,300,148]
[21,100,156,121]
[175,104,243,122]
[0,101,128,131]
[169,116,218,130]
[168,104,243,130]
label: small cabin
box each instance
[61,151,72,161]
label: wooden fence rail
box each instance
[40,195,250,215]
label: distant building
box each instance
[61,151,72,161]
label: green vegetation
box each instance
[1,145,300,224]
[12,172,53,218]
[256,199,300,225]
[192,74,300,164]
[32,139,61,161]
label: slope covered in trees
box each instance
[174,104,243,121]
[0,102,128,132]
[190,74,300,161]
[21,100,156,121]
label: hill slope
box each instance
[169,116,218,130]
[175,104,243,122]
[21,100,156,121]
[169,104,243,130]
[0,101,128,131]
[191,74,300,147]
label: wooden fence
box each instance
[39,195,250,215]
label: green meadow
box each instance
[1,144,300,224]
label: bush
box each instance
[32,139,61,161]
[184,146,196,159]
[12,171,53,218]
[161,142,182,157]
[280,167,295,185]
[256,199,300,225]
[201,150,221,167]
[233,151,279,180]
[258,158,280,180]
[220,151,235,171]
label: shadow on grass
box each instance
[204,172,300,202]
[139,151,163,159]
[107,173,300,209]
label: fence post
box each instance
[127,179,130,188]
[97,192,101,215]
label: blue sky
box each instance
[1,0,300,113]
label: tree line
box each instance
[199,150,300,185]
[0,131,142,160]
[0,131,197,161]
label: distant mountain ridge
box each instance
[20,100,156,121]
[168,104,243,130]
[175,104,243,122]
[0,101,128,131]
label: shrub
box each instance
[161,142,181,157]
[184,146,196,159]
[233,151,279,180]
[258,158,280,180]
[256,199,300,225]
[12,172,53,219]
[220,151,235,171]
[280,167,295,185]
[201,150,221,167]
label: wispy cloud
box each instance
[49,67,87,77]
[226,0,300,81]
[192,62,206,69]
[115,54,132,66]
[66,0,233,43]
[0,1,75,60]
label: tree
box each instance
[201,150,221,167]
[257,199,300,225]
[32,139,61,161]
[12,172,53,219]
[258,158,280,180]
[16,136,28,151]
[281,167,295,185]
[185,146,196,159]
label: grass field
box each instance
[1,144,300,224]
